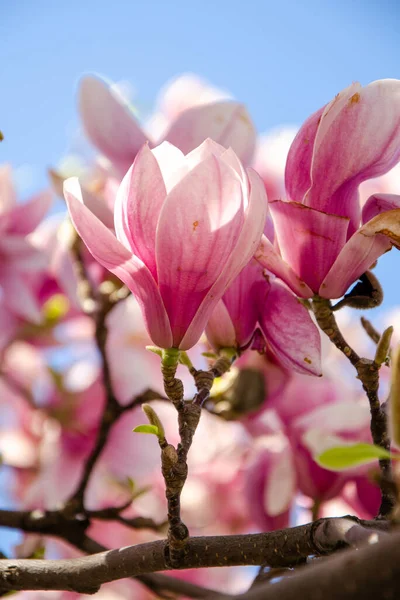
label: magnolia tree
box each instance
[1,74,400,599]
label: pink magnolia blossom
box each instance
[206,259,321,376]
[256,79,400,299]
[243,415,295,531]
[343,477,381,520]
[286,384,371,502]
[245,370,373,507]
[79,75,256,176]
[64,139,267,350]
[145,73,232,139]
[0,165,52,324]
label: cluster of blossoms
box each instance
[2,73,400,598]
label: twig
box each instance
[86,505,166,533]
[123,388,168,410]
[66,242,138,512]
[312,295,395,516]
[71,234,98,314]
[361,317,381,344]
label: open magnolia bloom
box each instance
[255,79,400,299]
[79,74,256,176]
[64,139,267,350]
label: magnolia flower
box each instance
[0,165,52,325]
[243,413,295,531]
[256,79,400,299]
[290,397,371,502]
[64,139,267,350]
[145,72,232,139]
[206,260,321,376]
[79,75,256,176]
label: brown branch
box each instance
[65,387,166,515]
[80,536,229,599]
[216,528,400,600]
[124,388,168,410]
[66,244,156,511]
[0,510,223,598]
[312,295,395,516]
[66,236,121,511]
[71,235,98,314]
[87,506,166,533]
[159,354,234,567]
[0,509,90,548]
[311,296,360,366]
[0,515,390,594]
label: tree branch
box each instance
[361,316,381,344]
[80,536,230,599]
[0,515,389,594]
[312,295,395,516]
[0,510,224,598]
[215,528,400,600]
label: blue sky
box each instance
[1,0,400,307]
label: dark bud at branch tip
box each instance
[332,271,383,311]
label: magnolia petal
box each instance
[156,155,244,348]
[291,434,345,501]
[0,304,17,350]
[296,401,370,435]
[259,280,322,376]
[6,191,52,235]
[306,80,400,225]
[157,73,230,121]
[205,300,237,350]
[0,165,17,214]
[79,185,114,229]
[64,178,172,348]
[221,147,250,196]
[264,442,296,516]
[255,234,313,298]
[184,138,226,168]
[269,200,350,292]
[285,105,325,203]
[79,76,149,176]
[151,142,186,194]
[163,101,256,164]
[114,145,166,279]
[106,297,164,403]
[362,193,400,224]
[222,260,268,347]
[0,238,49,271]
[244,432,293,529]
[2,272,42,323]
[179,167,267,350]
[320,208,400,298]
